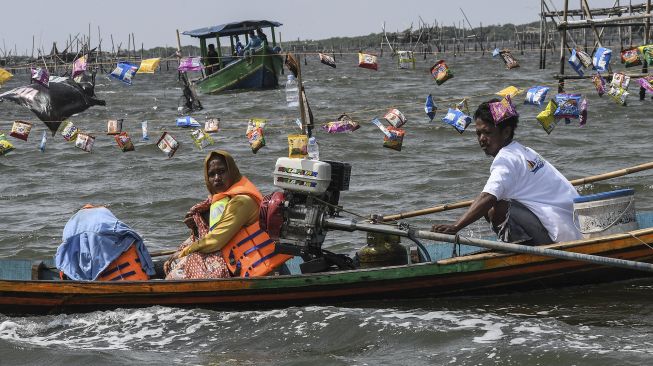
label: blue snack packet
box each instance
[593,47,612,72]
[492,48,500,57]
[39,130,47,152]
[108,62,138,85]
[524,86,550,106]
[442,108,472,134]
[568,49,584,76]
[425,94,437,121]
[176,116,201,128]
[141,121,149,141]
[554,94,582,119]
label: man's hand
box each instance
[431,224,459,235]
[183,212,197,230]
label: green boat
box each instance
[182,20,284,94]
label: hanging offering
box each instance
[114,132,135,152]
[425,94,437,121]
[39,131,47,152]
[611,72,630,90]
[456,98,469,115]
[321,114,360,133]
[246,118,267,154]
[579,98,588,127]
[592,47,612,72]
[0,68,13,86]
[31,67,50,87]
[638,44,653,65]
[358,52,378,71]
[499,50,519,69]
[383,127,405,152]
[620,47,642,67]
[109,62,138,85]
[205,118,220,133]
[141,121,149,141]
[496,86,523,98]
[442,108,472,134]
[608,87,629,106]
[288,134,309,158]
[430,60,453,85]
[398,51,415,69]
[60,121,79,141]
[190,129,214,150]
[176,116,200,128]
[488,95,518,124]
[592,73,606,96]
[576,49,593,68]
[492,48,500,57]
[157,132,179,158]
[554,94,582,118]
[567,49,584,76]
[319,53,336,68]
[536,100,559,135]
[107,119,123,135]
[384,108,406,128]
[10,120,33,141]
[137,58,161,74]
[178,57,203,72]
[524,86,550,106]
[75,132,95,153]
[0,133,14,156]
[72,55,88,77]
[371,117,392,137]
[637,76,653,94]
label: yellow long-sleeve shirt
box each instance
[179,195,259,257]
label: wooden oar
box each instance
[150,249,176,257]
[324,217,653,273]
[381,160,653,222]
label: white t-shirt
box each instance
[482,141,582,242]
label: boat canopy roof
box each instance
[183,20,283,39]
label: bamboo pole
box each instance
[381,161,653,222]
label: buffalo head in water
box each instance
[0,71,106,135]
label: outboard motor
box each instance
[261,158,354,273]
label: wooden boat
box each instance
[1,212,652,315]
[181,20,284,94]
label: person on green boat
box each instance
[206,44,219,74]
[431,99,583,245]
[243,30,262,51]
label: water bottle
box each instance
[285,74,299,108]
[307,136,319,160]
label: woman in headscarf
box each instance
[164,150,263,279]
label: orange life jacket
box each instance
[97,244,150,281]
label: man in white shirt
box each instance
[431,99,582,245]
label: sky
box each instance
[0,0,623,56]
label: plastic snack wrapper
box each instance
[10,120,33,141]
[579,98,588,127]
[141,121,149,141]
[358,52,378,71]
[398,51,415,69]
[592,73,606,97]
[204,118,220,133]
[0,133,15,156]
[499,50,519,69]
[637,76,653,94]
[319,53,336,68]
[592,47,612,72]
[576,49,593,68]
[176,116,200,128]
[425,94,437,121]
[430,60,453,85]
[536,100,559,135]
[608,87,629,106]
[638,44,653,66]
[567,49,585,76]
[31,67,50,87]
[115,132,135,152]
[611,72,630,90]
[190,129,214,150]
[75,133,95,153]
[247,127,265,154]
[456,98,470,115]
[554,94,582,119]
[620,47,642,67]
[109,62,138,85]
[384,108,406,128]
[524,86,549,106]
[371,118,392,137]
[287,134,309,158]
[39,131,47,152]
[442,108,472,134]
[322,114,360,133]
[60,121,79,142]
[107,119,123,135]
[492,48,500,57]
[383,126,405,152]
[157,132,180,158]
[496,86,523,98]
[489,95,518,124]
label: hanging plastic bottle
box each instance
[286,74,299,108]
[307,136,319,160]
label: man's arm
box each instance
[431,192,497,234]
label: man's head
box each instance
[473,99,518,157]
[208,44,215,50]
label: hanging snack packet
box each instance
[576,49,593,68]
[492,48,500,57]
[114,132,135,152]
[592,47,612,72]
[107,119,123,135]
[141,121,149,141]
[638,44,653,66]
[488,95,518,124]
[109,62,138,85]
[190,129,214,150]
[176,116,200,128]
[205,118,220,133]
[456,98,470,115]
[611,72,630,90]
[567,49,585,76]
[287,134,309,158]
[31,67,50,87]
[0,133,15,156]
[322,114,360,133]
[384,108,407,128]
[75,133,95,153]
[39,131,47,152]
[430,60,453,85]
[441,108,472,134]
[319,53,336,68]
[536,100,559,135]
[157,132,180,158]
[620,47,642,67]
[579,98,588,127]
[425,94,437,121]
[10,120,33,141]
[608,87,629,106]
[554,94,582,119]
[371,117,392,137]
[637,76,653,94]
[592,73,606,97]
[499,50,519,69]
[383,127,405,152]
[524,86,550,106]
[247,127,265,154]
[496,86,523,98]
[358,52,378,71]
[60,121,79,141]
